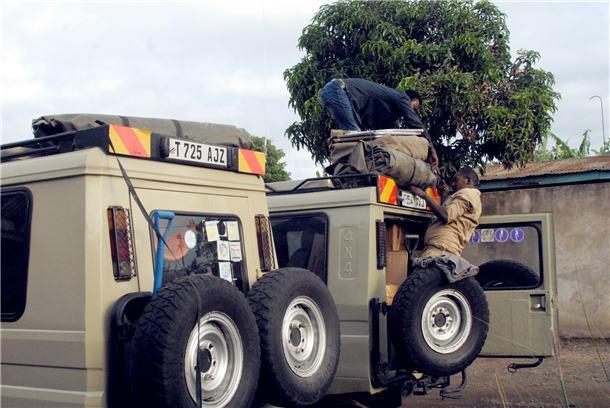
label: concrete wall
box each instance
[481,181,610,338]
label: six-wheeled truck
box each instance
[1,117,559,408]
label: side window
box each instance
[1,188,32,322]
[151,213,247,291]
[462,225,542,290]
[270,214,328,283]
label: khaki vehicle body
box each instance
[1,122,559,407]
[267,180,559,396]
[1,147,268,407]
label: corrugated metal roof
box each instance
[481,155,610,181]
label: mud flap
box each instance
[108,292,151,408]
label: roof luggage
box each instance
[32,113,253,149]
[327,129,437,188]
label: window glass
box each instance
[1,189,32,322]
[462,225,541,289]
[286,230,303,259]
[270,215,328,282]
[151,213,246,291]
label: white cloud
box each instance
[283,148,320,179]
[202,70,288,97]
[1,47,49,103]
[205,0,326,20]
[1,0,608,173]
[1,47,45,81]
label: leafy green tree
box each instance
[593,140,610,155]
[284,0,559,178]
[534,130,591,161]
[251,136,291,182]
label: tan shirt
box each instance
[422,188,482,257]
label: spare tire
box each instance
[476,259,539,289]
[248,268,340,407]
[128,275,260,408]
[390,266,489,376]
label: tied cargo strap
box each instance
[106,127,204,408]
[96,119,174,257]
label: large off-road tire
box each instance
[390,266,489,376]
[476,259,539,289]
[128,275,260,408]
[248,268,340,407]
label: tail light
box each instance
[108,206,136,281]
[376,220,387,269]
[255,214,275,272]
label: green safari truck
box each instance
[0,117,558,407]
[266,175,558,406]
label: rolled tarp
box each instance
[328,141,437,189]
[329,141,359,164]
[364,143,437,188]
[370,135,429,161]
[329,129,430,161]
[31,113,253,149]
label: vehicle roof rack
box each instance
[1,124,265,176]
[266,173,380,194]
[267,173,434,211]
[1,127,109,162]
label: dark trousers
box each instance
[320,79,361,131]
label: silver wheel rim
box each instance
[281,296,326,377]
[184,312,243,407]
[421,289,472,354]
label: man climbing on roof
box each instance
[409,167,481,258]
[320,77,439,172]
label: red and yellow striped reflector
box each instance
[238,149,266,175]
[108,125,152,158]
[426,187,441,204]
[377,175,398,205]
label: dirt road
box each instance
[407,338,610,407]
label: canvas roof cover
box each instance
[32,114,253,149]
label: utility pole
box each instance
[589,95,606,145]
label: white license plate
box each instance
[399,191,427,209]
[167,138,227,167]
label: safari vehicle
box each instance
[0,117,340,408]
[266,175,559,406]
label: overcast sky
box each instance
[1,0,608,179]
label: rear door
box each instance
[462,213,558,357]
[129,188,256,293]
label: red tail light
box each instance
[255,214,275,272]
[107,206,137,281]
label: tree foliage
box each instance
[533,130,591,161]
[284,0,560,178]
[593,139,610,155]
[251,136,291,182]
